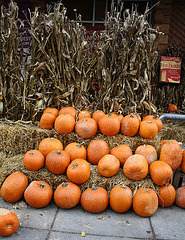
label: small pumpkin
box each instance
[66,159,90,184]
[168,104,178,112]
[46,150,70,174]
[123,154,148,181]
[87,139,109,165]
[24,181,53,208]
[149,161,173,186]
[80,186,109,213]
[133,188,158,217]
[175,186,185,209]
[54,113,75,134]
[0,208,19,236]
[59,106,77,120]
[157,183,176,207]
[109,185,132,213]
[181,150,185,173]
[120,113,140,137]
[139,120,158,139]
[75,118,98,139]
[99,113,120,136]
[92,110,105,125]
[98,154,120,177]
[142,115,162,133]
[40,112,56,130]
[1,171,28,203]
[78,110,91,120]
[135,145,157,165]
[23,150,45,171]
[110,144,132,166]
[65,142,86,161]
[43,107,59,117]
[38,137,63,157]
[54,182,81,209]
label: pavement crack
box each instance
[45,207,59,240]
[149,217,156,239]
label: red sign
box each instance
[159,56,182,84]
[85,26,105,50]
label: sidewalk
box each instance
[0,195,185,240]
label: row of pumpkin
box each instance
[40,106,163,139]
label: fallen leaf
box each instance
[81,231,86,237]
[98,215,105,220]
[24,215,29,220]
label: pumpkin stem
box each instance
[72,162,78,169]
[130,113,134,117]
[121,184,127,189]
[39,183,46,189]
[77,141,85,148]
[108,113,112,117]
[7,225,12,229]
[91,186,97,191]
[57,150,61,155]
[82,119,88,122]
[113,142,120,147]
[29,152,36,156]
[49,138,54,141]
[61,182,68,188]
[146,121,152,124]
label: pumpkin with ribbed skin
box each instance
[168,104,178,112]
[92,110,105,125]
[59,106,77,120]
[149,161,173,186]
[181,150,185,173]
[123,154,148,181]
[142,115,162,133]
[133,188,158,217]
[98,154,120,177]
[46,150,70,174]
[157,183,176,207]
[0,208,19,236]
[87,139,109,165]
[38,138,63,157]
[75,118,98,139]
[43,107,59,117]
[65,142,86,161]
[139,120,158,139]
[66,159,90,184]
[135,145,157,165]
[1,171,28,203]
[110,185,132,213]
[121,113,140,137]
[81,186,109,213]
[78,110,91,120]
[160,141,182,170]
[40,112,56,130]
[99,113,120,136]
[54,114,75,134]
[54,182,81,209]
[23,150,45,171]
[110,144,133,166]
[175,186,185,208]
[24,181,53,208]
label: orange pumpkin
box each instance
[157,183,176,207]
[65,142,86,161]
[24,181,53,208]
[40,112,56,130]
[168,104,178,112]
[43,107,59,117]
[66,159,90,184]
[175,186,185,208]
[149,161,173,186]
[160,141,182,170]
[54,114,75,134]
[92,110,105,125]
[123,154,148,180]
[139,120,158,139]
[160,139,178,147]
[135,145,157,165]
[120,113,140,137]
[54,182,81,209]
[80,186,109,213]
[23,150,45,171]
[98,154,120,177]
[78,110,91,120]
[133,188,158,217]
[59,106,77,120]
[142,115,162,133]
[1,171,28,203]
[46,150,70,174]
[109,185,132,213]
[87,139,109,165]
[38,137,63,157]
[110,144,133,166]
[0,208,19,236]
[181,150,185,173]
[99,113,120,136]
[75,118,98,139]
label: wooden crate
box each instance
[172,167,185,189]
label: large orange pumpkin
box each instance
[99,113,120,136]
[59,106,77,120]
[135,145,157,165]
[120,113,140,137]
[38,137,63,157]
[181,150,185,173]
[139,120,158,139]
[110,144,133,166]
[175,186,185,208]
[65,142,86,161]
[40,112,56,130]
[142,115,162,133]
[92,110,105,125]
[23,150,45,171]
[1,171,28,203]
[54,113,75,134]
[157,183,176,207]
[75,118,98,139]
[98,154,120,177]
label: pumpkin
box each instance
[1,171,28,203]
[66,159,90,184]
[135,145,157,165]
[157,183,176,207]
[133,188,158,217]
[142,115,162,133]
[123,154,148,180]
[139,120,158,139]
[80,186,109,213]
[54,114,75,134]
[87,139,109,165]
[0,208,19,236]
[43,107,59,117]
[160,139,178,147]
[75,118,98,139]
[46,150,70,174]
[38,137,63,157]
[78,110,91,120]
[115,113,124,122]
[98,113,120,136]
[92,110,105,125]
[120,113,140,137]
[59,106,77,120]
[23,150,45,171]
[149,161,173,186]
[160,140,182,170]
[110,144,132,166]
[181,150,185,173]
[175,186,185,208]
[98,154,120,177]
[40,112,56,130]
[65,142,86,161]
[109,185,132,213]
[54,182,81,209]
[24,181,53,208]
[168,104,178,112]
